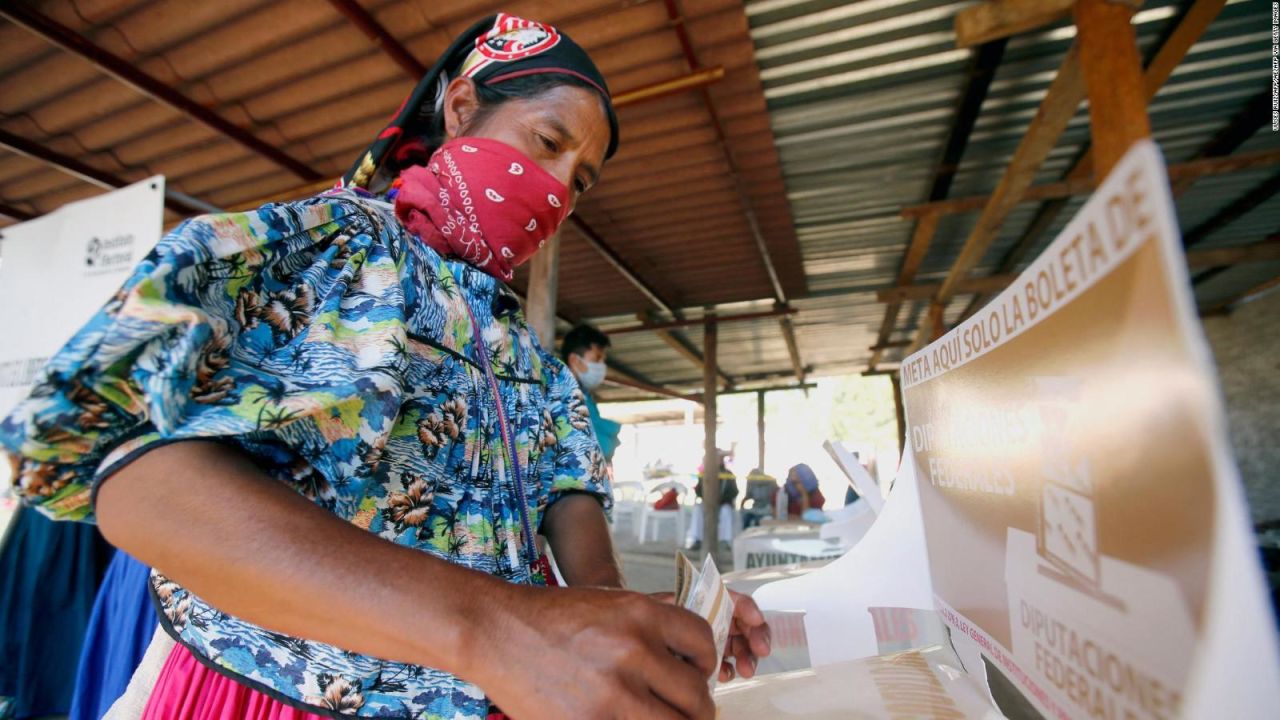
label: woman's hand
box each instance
[647,590,772,683]
[471,586,718,720]
[720,590,771,682]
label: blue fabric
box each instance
[0,506,112,718]
[583,392,620,461]
[70,551,157,720]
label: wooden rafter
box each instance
[901,149,1280,218]
[951,0,1226,323]
[1075,0,1152,179]
[867,38,1006,370]
[606,307,795,335]
[0,128,212,216]
[1,4,321,182]
[955,0,1077,48]
[1199,274,1280,316]
[660,0,803,385]
[904,42,1087,354]
[643,311,734,390]
[879,237,1280,302]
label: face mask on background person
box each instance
[578,360,607,390]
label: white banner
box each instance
[0,176,166,493]
[0,176,166,413]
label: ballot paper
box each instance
[714,646,1006,720]
[675,552,735,686]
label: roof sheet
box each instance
[2,0,1276,399]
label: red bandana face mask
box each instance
[392,137,571,281]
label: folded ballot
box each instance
[676,552,735,687]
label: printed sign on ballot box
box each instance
[899,142,1279,720]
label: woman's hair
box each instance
[380,73,604,187]
[436,73,604,151]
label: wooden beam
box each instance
[325,0,426,78]
[953,0,1228,326]
[661,0,800,393]
[884,239,1280,302]
[1183,173,1280,249]
[869,340,912,352]
[928,40,1009,204]
[1,4,321,182]
[877,275,1016,303]
[908,43,1087,353]
[1075,0,1152,180]
[955,0,1076,49]
[568,216,676,316]
[614,67,725,108]
[605,307,795,335]
[1199,274,1280,316]
[701,316,720,560]
[869,39,1004,370]
[900,148,1280,218]
[1185,236,1280,268]
[642,312,733,389]
[937,44,1083,305]
[0,128,213,216]
[871,211,941,368]
[1172,87,1270,195]
[1139,0,1226,106]
[603,370,699,403]
[524,233,560,352]
[720,382,815,396]
[779,314,806,384]
[989,0,1224,270]
[891,374,906,456]
[756,390,766,473]
[0,202,35,223]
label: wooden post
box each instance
[891,374,906,457]
[525,232,560,351]
[702,316,720,560]
[756,390,766,473]
[1075,0,1152,179]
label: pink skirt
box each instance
[142,644,326,720]
[142,643,510,720]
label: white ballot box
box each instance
[718,143,1280,719]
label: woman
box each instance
[785,464,826,519]
[0,15,768,720]
[686,455,739,552]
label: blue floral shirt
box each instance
[0,191,611,719]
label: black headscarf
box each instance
[341,13,619,190]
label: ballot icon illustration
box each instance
[1034,378,1102,593]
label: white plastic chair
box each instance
[638,480,688,544]
[610,480,647,536]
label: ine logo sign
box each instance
[84,233,135,274]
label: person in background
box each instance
[561,324,621,462]
[786,463,826,519]
[687,453,739,552]
[740,468,778,529]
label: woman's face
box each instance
[443,79,611,209]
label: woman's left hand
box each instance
[650,590,772,682]
[720,591,770,682]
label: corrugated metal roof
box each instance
[2,0,1276,400]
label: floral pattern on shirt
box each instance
[0,191,610,719]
